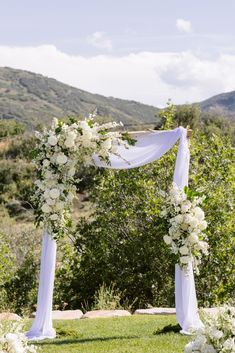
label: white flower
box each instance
[184,341,194,353]
[181,201,191,213]
[46,198,55,206]
[52,117,58,128]
[203,343,217,353]
[188,233,199,244]
[209,328,223,340]
[179,246,189,255]
[56,153,68,165]
[68,167,76,177]
[199,220,207,230]
[163,235,172,245]
[48,135,58,146]
[49,188,60,199]
[43,159,50,167]
[42,204,51,213]
[193,206,205,221]
[50,214,59,221]
[223,338,234,349]
[174,214,183,224]
[193,334,207,349]
[55,201,65,210]
[180,256,191,264]
[44,170,53,179]
[101,138,112,151]
[67,192,74,201]
[64,139,75,148]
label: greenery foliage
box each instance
[0,104,234,314]
[57,104,235,310]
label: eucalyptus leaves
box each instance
[33,115,134,240]
[160,183,209,273]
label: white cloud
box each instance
[0,45,235,107]
[176,18,192,33]
[87,31,112,50]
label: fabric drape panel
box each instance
[26,232,56,340]
[27,126,202,340]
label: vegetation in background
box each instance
[0,104,234,314]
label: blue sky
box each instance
[0,0,235,106]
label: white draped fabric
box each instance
[26,126,202,340]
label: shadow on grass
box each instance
[35,335,138,346]
[153,324,181,335]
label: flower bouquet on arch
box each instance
[160,182,209,274]
[184,306,235,353]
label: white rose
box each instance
[102,138,112,151]
[35,180,42,188]
[43,189,50,198]
[64,138,75,148]
[173,215,182,224]
[42,204,51,213]
[43,159,50,167]
[179,246,189,255]
[188,233,198,244]
[55,201,65,210]
[223,338,234,349]
[184,341,194,353]
[45,170,53,179]
[46,198,55,206]
[181,223,189,231]
[52,117,58,128]
[192,334,207,349]
[50,214,59,221]
[199,220,207,230]
[67,191,74,201]
[180,256,191,264]
[48,135,58,146]
[209,329,223,340]
[163,235,172,245]
[193,207,205,221]
[68,167,76,177]
[49,188,60,199]
[181,201,191,213]
[56,153,68,165]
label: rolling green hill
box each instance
[1,66,235,131]
[0,67,159,130]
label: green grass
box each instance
[30,315,191,353]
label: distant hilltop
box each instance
[0,66,234,130]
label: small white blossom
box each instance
[56,153,68,165]
[49,188,60,199]
[48,135,58,146]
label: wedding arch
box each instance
[26,116,203,340]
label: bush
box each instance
[60,104,235,310]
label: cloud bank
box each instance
[87,31,112,50]
[0,45,235,107]
[176,18,192,33]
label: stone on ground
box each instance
[52,310,84,320]
[82,310,131,319]
[0,312,21,321]
[134,308,176,315]
[31,310,83,320]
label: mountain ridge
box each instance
[0,66,235,130]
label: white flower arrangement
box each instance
[33,114,135,240]
[0,321,37,353]
[185,306,235,353]
[160,182,209,273]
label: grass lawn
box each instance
[30,315,191,353]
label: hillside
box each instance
[200,90,235,117]
[0,67,159,129]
